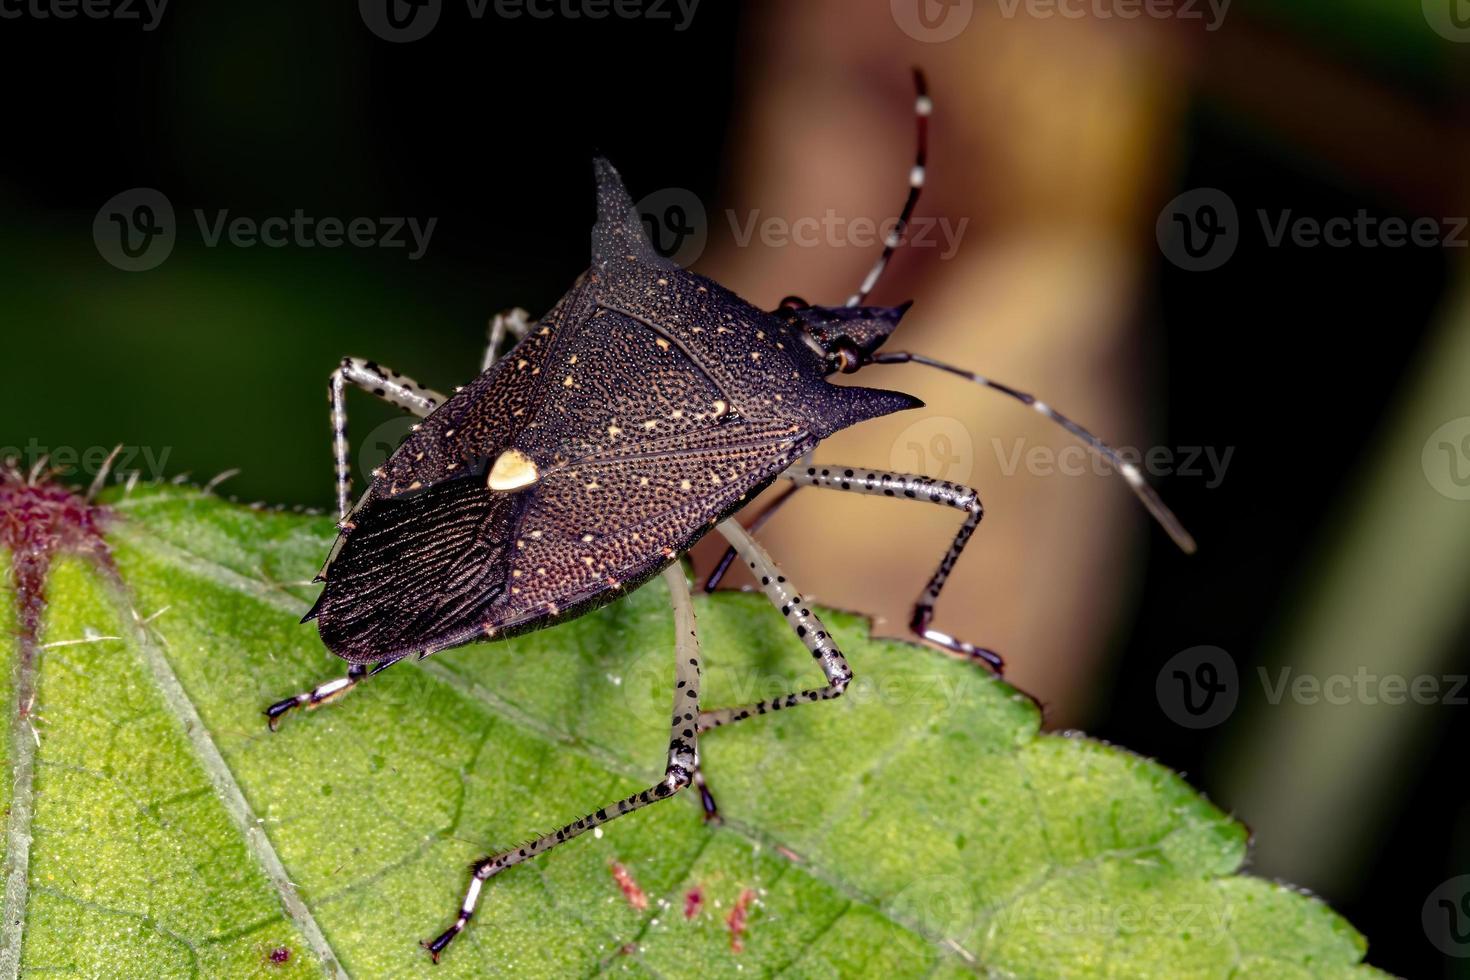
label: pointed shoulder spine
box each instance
[590,156,674,272]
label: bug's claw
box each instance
[265,696,304,731]
[911,605,1004,673]
[694,771,723,825]
[420,928,458,963]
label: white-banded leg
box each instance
[696,519,854,733]
[481,307,534,372]
[420,565,702,963]
[330,357,447,520]
[264,658,403,731]
[782,464,1004,673]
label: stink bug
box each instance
[266,71,1195,962]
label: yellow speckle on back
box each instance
[564,375,574,387]
[487,448,540,492]
[655,338,670,351]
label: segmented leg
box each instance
[782,464,1003,673]
[330,357,447,520]
[482,307,533,372]
[703,482,800,592]
[696,519,854,733]
[264,658,402,731]
[420,565,702,963]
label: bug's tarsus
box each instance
[264,659,400,731]
[693,768,722,824]
[870,350,1198,553]
[845,67,930,308]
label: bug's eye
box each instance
[778,295,809,310]
[831,338,864,374]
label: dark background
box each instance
[3,1,1469,976]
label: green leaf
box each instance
[0,481,1386,978]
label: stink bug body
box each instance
[266,71,1194,962]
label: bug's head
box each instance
[777,297,911,375]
